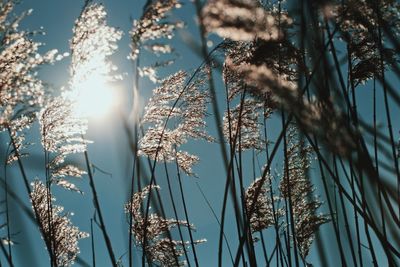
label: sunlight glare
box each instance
[71,73,117,118]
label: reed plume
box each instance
[139,69,212,176]
[0,1,62,163]
[39,97,89,193]
[279,127,329,258]
[30,180,88,267]
[129,0,182,83]
[245,176,281,234]
[68,2,122,106]
[125,185,205,266]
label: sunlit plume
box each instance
[30,180,88,266]
[67,3,122,119]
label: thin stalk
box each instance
[164,162,191,266]
[313,139,348,266]
[333,157,358,267]
[195,182,235,265]
[283,197,292,267]
[83,148,117,267]
[252,150,269,264]
[232,89,257,265]
[373,78,387,238]
[6,128,55,265]
[126,112,140,267]
[229,158,246,267]
[263,107,285,267]
[281,113,299,267]
[349,159,363,267]
[174,160,200,266]
[128,149,135,267]
[220,79,246,266]
[237,129,257,266]
[347,47,363,267]
[44,149,56,267]
[91,218,96,267]
[3,155,13,267]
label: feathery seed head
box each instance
[202,0,291,41]
[279,127,329,258]
[30,180,88,266]
[139,69,212,175]
[129,0,182,60]
[125,185,205,266]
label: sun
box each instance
[69,73,117,119]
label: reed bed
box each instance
[0,0,399,266]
